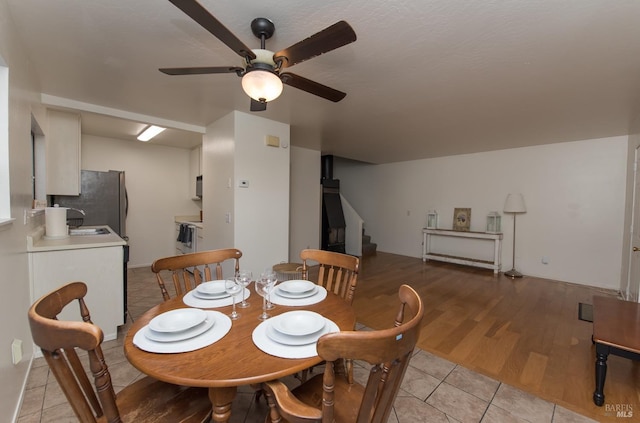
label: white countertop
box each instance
[175,215,203,229]
[27,225,127,252]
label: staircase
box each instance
[361,229,377,257]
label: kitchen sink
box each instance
[69,227,110,236]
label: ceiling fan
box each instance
[160,0,357,112]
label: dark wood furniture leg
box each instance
[593,344,608,406]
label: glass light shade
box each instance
[486,212,501,233]
[241,69,283,102]
[426,210,438,229]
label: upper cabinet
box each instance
[189,145,202,199]
[46,109,81,195]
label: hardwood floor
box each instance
[353,252,638,422]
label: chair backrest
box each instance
[151,248,242,300]
[318,284,424,423]
[28,281,120,422]
[300,249,359,305]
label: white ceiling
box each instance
[6,0,640,163]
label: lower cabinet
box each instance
[29,246,124,340]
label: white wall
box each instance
[289,146,321,261]
[335,137,628,290]
[203,111,290,275]
[82,134,200,267]
[0,0,47,418]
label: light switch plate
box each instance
[265,135,280,147]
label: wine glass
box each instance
[261,269,278,310]
[235,270,252,308]
[224,278,242,320]
[255,277,272,321]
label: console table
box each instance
[422,229,503,274]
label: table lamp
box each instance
[503,193,526,278]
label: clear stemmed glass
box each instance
[224,278,243,320]
[236,270,252,308]
[255,277,272,321]
[261,269,278,310]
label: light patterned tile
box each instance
[18,385,45,417]
[445,366,500,402]
[552,405,599,423]
[401,365,442,400]
[482,404,527,422]
[409,350,457,381]
[491,384,554,423]
[394,395,450,422]
[426,382,489,423]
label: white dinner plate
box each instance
[252,318,339,359]
[183,288,250,308]
[269,286,327,307]
[148,308,207,333]
[192,290,230,300]
[277,280,315,294]
[144,316,215,342]
[276,285,318,299]
[196,280,227,295]
[134,310,232,354]
[271,311,325,336]
[266,321,328,345]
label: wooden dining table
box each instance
[123,286,356,423]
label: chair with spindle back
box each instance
[151,248,242,301]
[28,281,212,422]
[262,284,425,423]
[300,249,359,305]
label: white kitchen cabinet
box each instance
[190,145,202,198]
[29,246,124,340]
[46,109,81,195]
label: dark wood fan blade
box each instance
[159,66,243,75]
[168,0,256,59]
[274,21,356,69]
[280,72,346,102]
[250,98,267,112]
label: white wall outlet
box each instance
[11,339,22,365]
[225,213,231,224]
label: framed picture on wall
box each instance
[453,208,471,231]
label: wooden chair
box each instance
[151,248,242,301]
[261,284,424,423]
[28,281,212,423]
[300,249,359,305]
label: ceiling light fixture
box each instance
[241,64,283,103]
[137,125,166,142]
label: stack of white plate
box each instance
[266,310,330,346]
[275,280,318,299]
[134,308,232,353]
[193,280,231,300]
[145,308,214,342]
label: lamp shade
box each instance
[504,193,526,213]
[241,69,283,102]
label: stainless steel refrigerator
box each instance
[53,169,127,238]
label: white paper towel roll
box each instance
[45,206,68,237]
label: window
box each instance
[0,58,11,225]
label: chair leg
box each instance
[263,387,284,423]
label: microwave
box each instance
[195,175,202,198]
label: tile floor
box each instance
[18,268,599,422]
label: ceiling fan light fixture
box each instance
[137,125,166,142]
[241,68,283,102]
